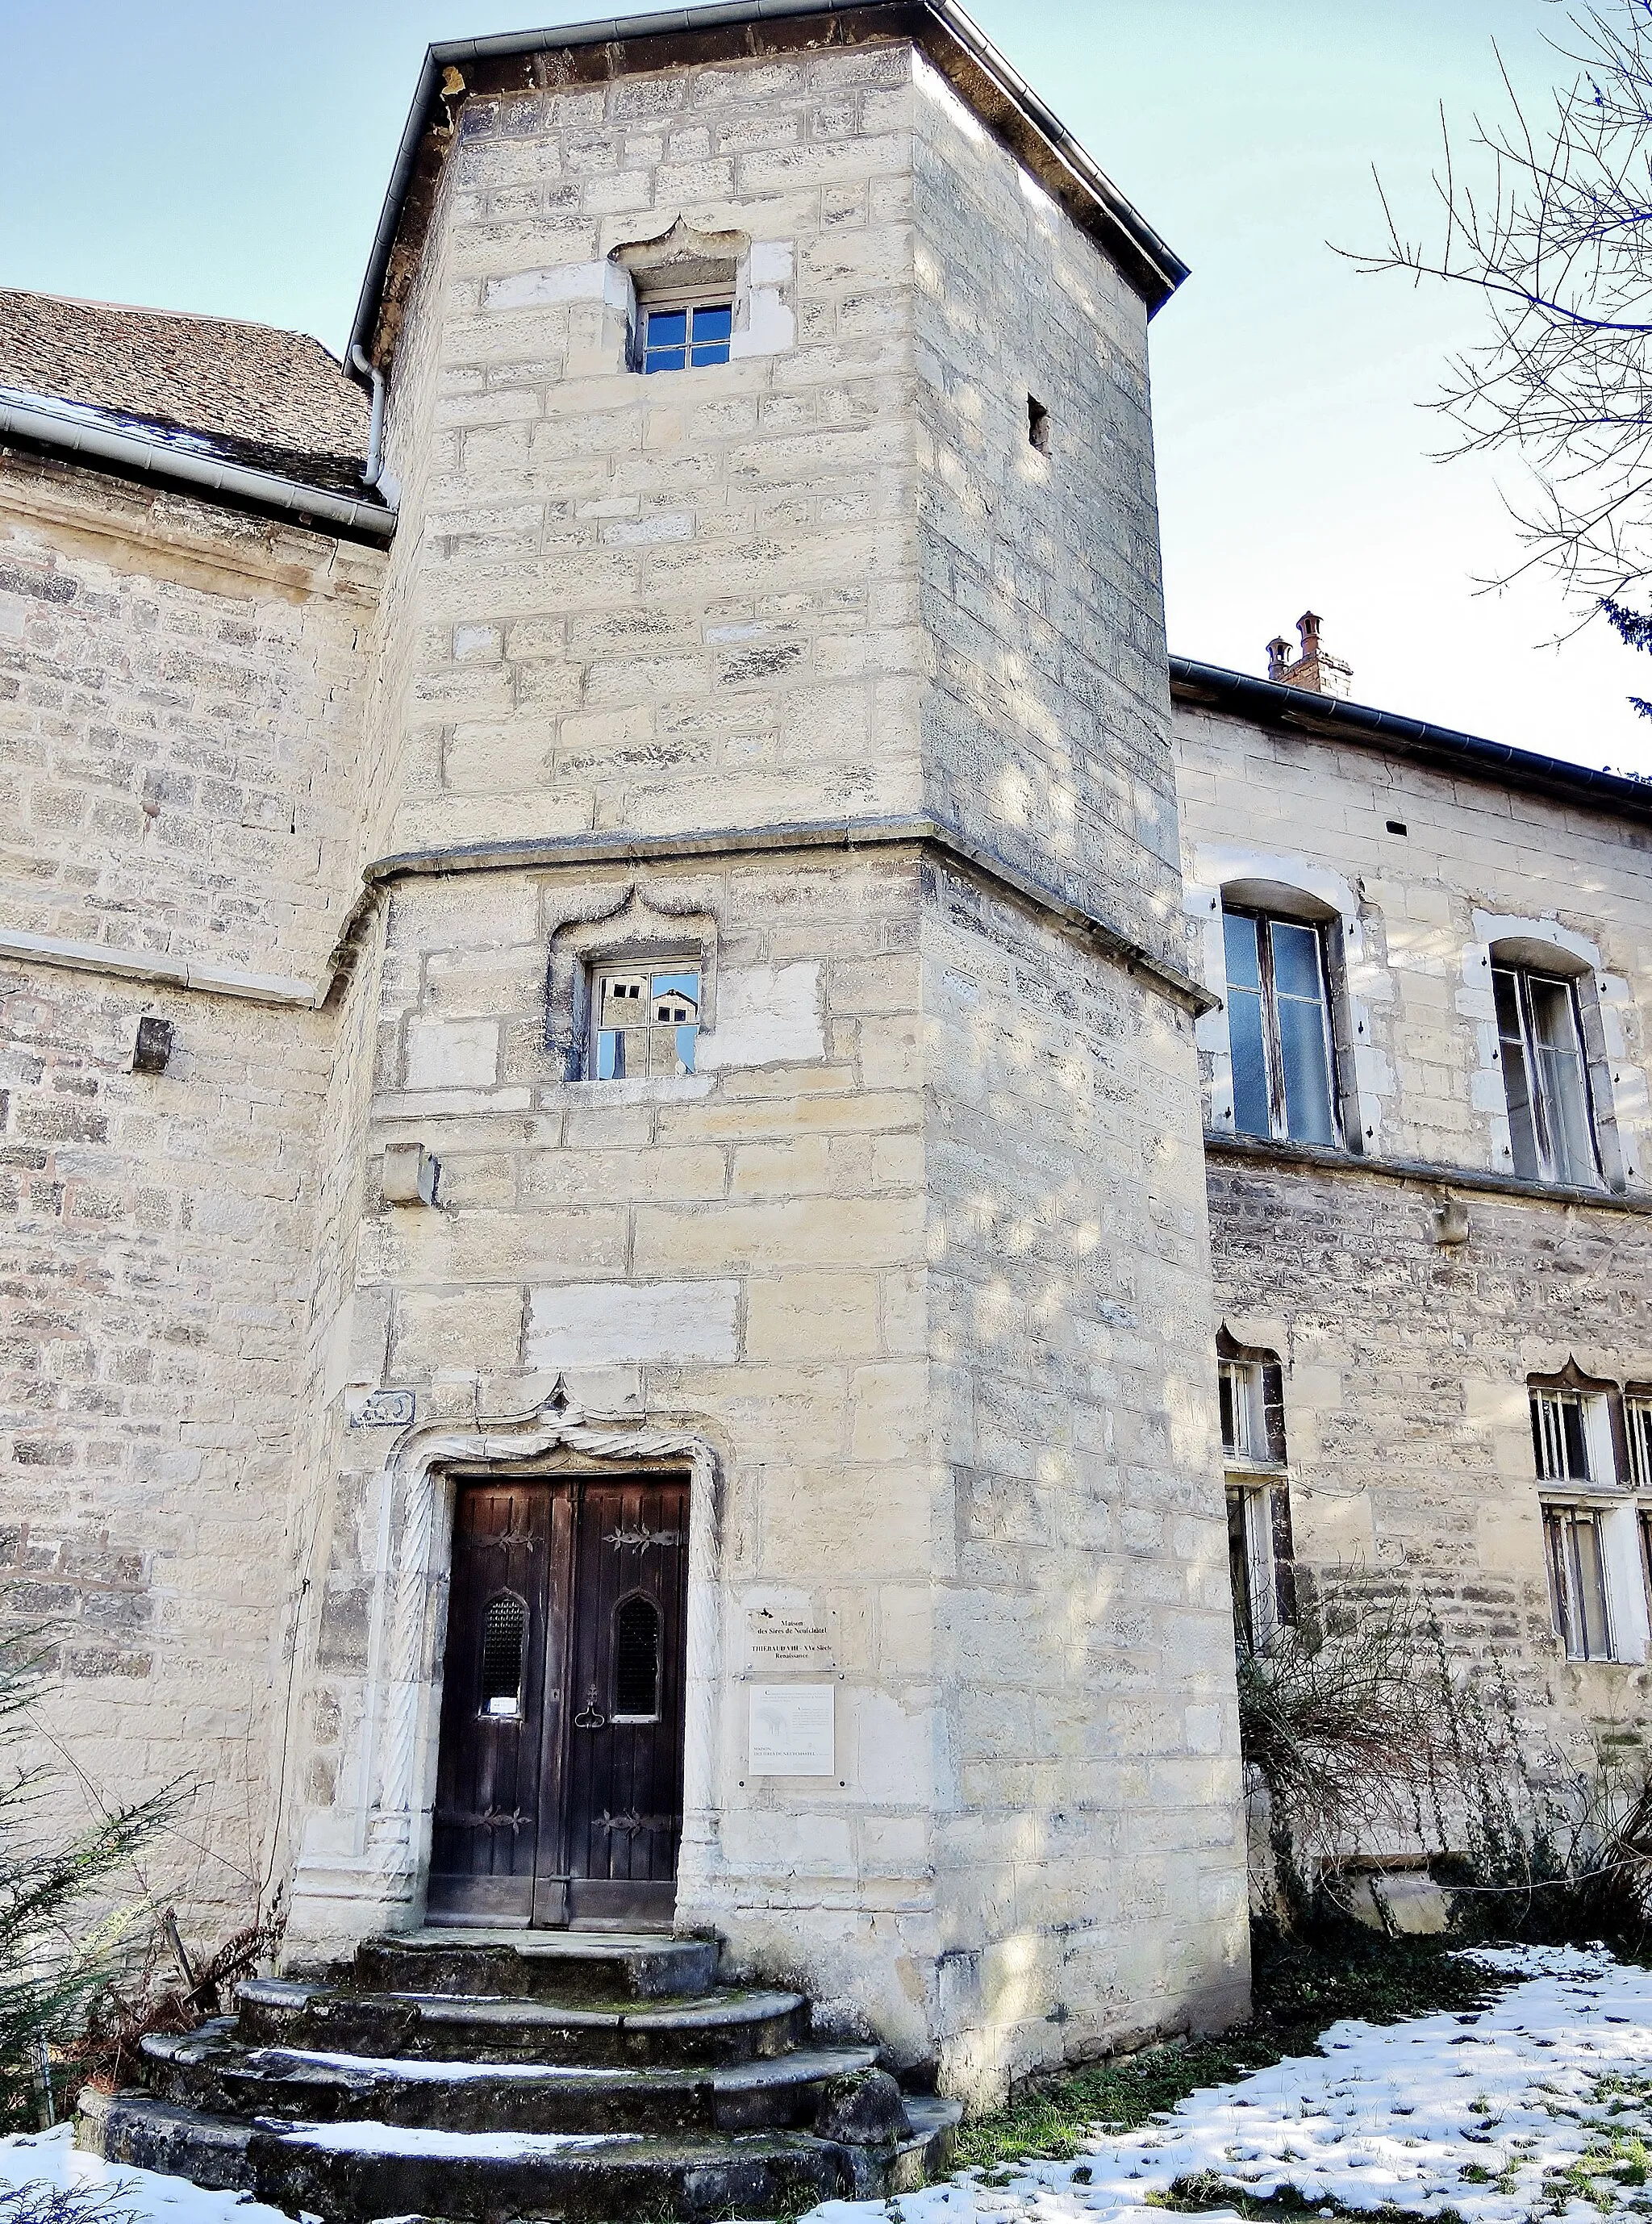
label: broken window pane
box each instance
[1627,1398,1652,1490]
[1531,1388,1596,1482]
[591,961,700,1079]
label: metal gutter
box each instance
[1204,1129,1652,1219]
[0,394,396,542]
[1169,655,1652,822]
[346,0,1187,376]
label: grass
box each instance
[953,1926,1516,2178]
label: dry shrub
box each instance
[62,1897,285,2108]
[1236,1581,1455,1879]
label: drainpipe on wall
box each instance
[349,346,387,491]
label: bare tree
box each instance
[1354,2,1652,645]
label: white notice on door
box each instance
[748,1684,835,1775]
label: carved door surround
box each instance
[289,1388,723,1945]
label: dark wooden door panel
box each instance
[428,1483,561,1926]
[429,1474,687,1930]
[558,1479,689,1926]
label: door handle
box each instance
[573,1684,607,1731]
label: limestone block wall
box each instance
[0,955,343,1929]
[0,454,381,983]
[1208,1161,1652,1759]
[921,868,1248,2101]
[283,850,941,2046]
[365,40,924,865]
[0,457,381,1938]
[1176,701,1652,1770]
[912,60,1184,966]
[1175,704,1652,1181]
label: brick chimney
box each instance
[1265,610,1353,699]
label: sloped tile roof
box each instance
[0,290,371,497]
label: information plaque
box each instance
[748,1684,835,1776]
[746,1607,835,1673]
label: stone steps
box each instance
[75,1930,962,2222]
[237,1975,811,2066]
[140,2024,881,2135]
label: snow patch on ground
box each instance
[0,2124,285,2224]
[809,1944,1652,2224]
[0,1947,1643,2224]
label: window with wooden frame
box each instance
[1222,908,1339,1147]
[1218,1337,1295,1652]
[1625,1393,1652,1491]
[1530,1380,1615,1488]
[1543,1503,1614,1662]
[1530,1368,1652,1666]
[1493,964,1602,1187]
[590,960,701,1080]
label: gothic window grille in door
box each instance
[428,1474,690,1930]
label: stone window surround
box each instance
[480,217,796,376]
[1190,847,1379,1154]
[546,885,720,1087]
[1463,912,1640,1192]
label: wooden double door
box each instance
[428,1474,689,1930]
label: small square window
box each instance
[641,302,732,375]
[590,961,700,1079]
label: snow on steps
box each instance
[76,1929,961,2222]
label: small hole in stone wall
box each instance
[1386,820,1408,836]
[1028,395,1050,453]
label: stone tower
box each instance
[267,2,1245,2107]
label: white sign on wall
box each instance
[748,1684,835,1776]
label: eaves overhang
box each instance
[347,0,1189,375]
[1169,654,1652,827]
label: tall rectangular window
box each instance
[590,962,700,1079]
[640,301,732,374]
[1543,1503,1613,1660]
[1223,910,1337,1146]
[1625,1396,1652,1491]
[1493,966,1600,1186]
[1219,1350,1293,1650]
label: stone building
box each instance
[0,0,1648,2120]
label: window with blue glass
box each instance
[1222,908,1339,1147]
[591,962,700,1079]
[640,301,732,374]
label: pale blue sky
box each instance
[5,0,1650,771]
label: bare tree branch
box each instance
[1345,4,1652,615]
